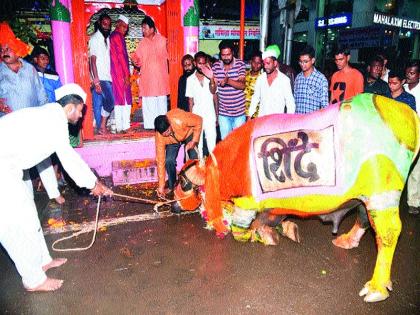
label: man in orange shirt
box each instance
[132,16,169,129]
[330,48,364,104]
[154,109,202,198]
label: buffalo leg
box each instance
[359,205,401,302]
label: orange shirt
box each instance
[155,109,202,190]
[132,33,169,97]
[330,67,364,104]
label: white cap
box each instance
[262,50,277,60]
[118,15,129,25]
[55,83,87,103]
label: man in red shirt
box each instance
[330,48,364,104]
[132,16,169,129]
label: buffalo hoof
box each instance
[171,202,183,214]
[359,280,392,302]
[256,225,280,245]
[281,221,300,243]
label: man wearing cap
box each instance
[0,83,113,292]
[266,44,297,91]
[132,16,169,129]
[89,13,114,134]
[0,22,65,204]
[110,15,132,133]
[154,109,202,198]
[247,47,295,118]
[0,22,48,116]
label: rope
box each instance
[52,196,102,252]
[51,192,189,252]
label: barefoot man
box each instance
[0,83,113,292]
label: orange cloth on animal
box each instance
[132,33,169,97]
[155,109,202,190]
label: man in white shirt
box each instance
[404,60,420,111]
[185,51,217,158]
[89,13,114,134]
[0,84,113,292]
[247,48,295,118]
[404,60,420,215]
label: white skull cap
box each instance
[118,15,129,25]
[55,83,87,103]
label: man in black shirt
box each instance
[177,54,194,111]
[364,55,389,96]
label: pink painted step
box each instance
[75,137,185,179]
[112,159,158,185]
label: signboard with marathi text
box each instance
[253,127,336,193]
[199,23,260,40]
[339,26,395,49]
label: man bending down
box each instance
[0,83,113,292]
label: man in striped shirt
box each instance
[209,40,246,140]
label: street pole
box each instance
[239,0,245,60]
[315,0,325,69]
[260,0,270,52]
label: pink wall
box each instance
[75,137,184,177]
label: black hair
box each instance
[94,13,111,32]
[57,94,84,107]
[334,47,350,56]
[368,55,384,67]
[141,16,155,30]
[388,69,405,81]
[250,50,262,60]
[194,51,208,62]
[299,45,315,59]
[406,60,419,72]
[218,40,234,52]
[154,115,170,134]
[181,54,194,64]
[32,46,49,58]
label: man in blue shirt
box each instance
[32,46,62,102]
[0,22,64,204]
[294,45,329,114]
[386,70,416,111]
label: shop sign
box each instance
[373,12,420,30]
[339,26,394,49]
[199,24,260,40]
[315,13,352,29]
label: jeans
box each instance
[218,114,246,140]
[165,134,198,190]
[92,81,114,129]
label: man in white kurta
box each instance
[0,84,112,291]
[248,50,295,118]
[185,52,217,158]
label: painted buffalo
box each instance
[173,93,420,302]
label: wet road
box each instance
[0,186,418,315]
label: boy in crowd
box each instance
[386,70,416,111]
[186,51,217,158]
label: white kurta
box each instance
[185,72,217,157]
[0,103,97,288]
[248,69,296,117]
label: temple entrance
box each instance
[87,7,147,135]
